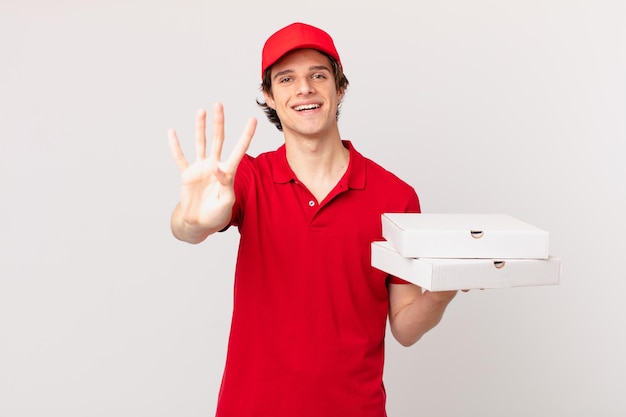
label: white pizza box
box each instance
[371,241,561,291]
[382,213,550,259]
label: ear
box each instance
[337,88,345,103]
[263,90,275,110]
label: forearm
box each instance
[389,287,457,347]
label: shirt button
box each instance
[308,200,315,207]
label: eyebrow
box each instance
[272,65,332,81]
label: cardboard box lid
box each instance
[371,241,561,291]
[382,213,550,259]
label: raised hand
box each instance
[168,103,257,243]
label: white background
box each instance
[1,1,625,416]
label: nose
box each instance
[296,78,314,95]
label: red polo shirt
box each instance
[215,141,420,417]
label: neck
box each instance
[284,134,350,202]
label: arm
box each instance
[388,282,457,347]
[168,103,257,243]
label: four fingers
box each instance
[168,128,189,172]
[224,117,257,171]
[169,102,255,176]
[210,103,225,164]
[195,108,208,161]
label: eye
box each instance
[312,73,327,80]
[279,76,292,83]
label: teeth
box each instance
[295,104,320,111]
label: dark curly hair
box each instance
[256,52,349,131]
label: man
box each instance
[168,22,457,417]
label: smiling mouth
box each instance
[294,104,320,111]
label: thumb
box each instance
[213,163,232,186]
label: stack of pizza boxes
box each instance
[371,213,561,291]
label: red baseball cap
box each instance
[261,22,342,78]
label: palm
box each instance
[169,103,256,230]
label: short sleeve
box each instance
[386,274,411,285]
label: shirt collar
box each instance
[271,140,366,190]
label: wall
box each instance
[1,1,624,416]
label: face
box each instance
[264,48,344,139]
